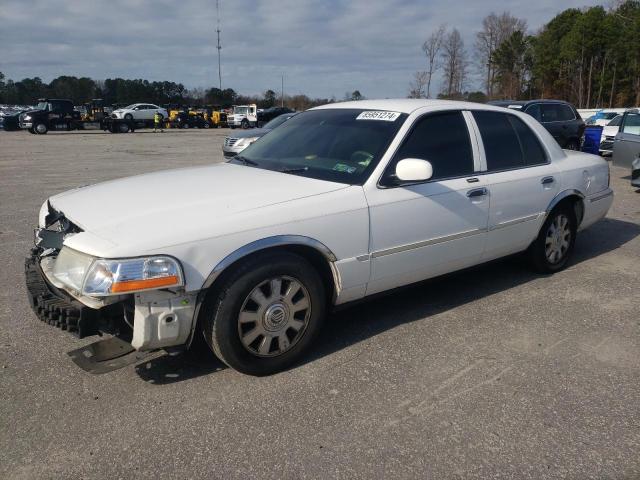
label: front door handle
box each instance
[541,176,555,185]
[467,187,488,198]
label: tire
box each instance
[528,204,577,273]
[118,122,130,133]
[565,139,579,151]
[202,122,210,129]
[28,127,36,134]
[201,251,327,376]
[124,113,133,121]
[241,119,249,129]
[34,122,48,134]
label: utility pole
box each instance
[281,74,284,108]
[216,0,222,91]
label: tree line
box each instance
[410,0,640,108]
[0,73,336,111]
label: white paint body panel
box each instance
[41,99,614,350]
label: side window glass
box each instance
[558,105,575,121]
[524,104,541,121]
[541,104,558,122]
[473,111,524,171]
[508,116,547,166]
[389,111,474,181]
[622,113,640,136]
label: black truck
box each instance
[19,98,134,134]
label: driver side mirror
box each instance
[395,158,433,183]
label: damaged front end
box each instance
[25,202,198,367]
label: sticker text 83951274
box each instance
[356,111,401,122]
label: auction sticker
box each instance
[356,111,401,121]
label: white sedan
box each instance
[26,100,613,375]
[111,103,168,121]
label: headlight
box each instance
[52,247,183,296]
[24,115,32,121]
[237,136,259,147]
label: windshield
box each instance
[231,108,407,185]
[234,106,249,115]
[123,104,137,110]
[607,115,622,126]
[263,114,296,130]
[36,102,48,110]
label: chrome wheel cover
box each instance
[35,123,47,134]
[545,214,571,264]
[238,276,311,357]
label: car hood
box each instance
[50,163,348,254]
[228,128,270,139]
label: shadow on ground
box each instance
[134,217,640,384]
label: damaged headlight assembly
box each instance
[52,247,183,297]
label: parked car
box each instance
[111,103,168,121]
[612,109,640,187]
[223,112,298,158]
[26,99,612,376]
[173,112,210,129]
[489,99,585,150]
[586,109,626,126]
[599,115,623,156]
[257,107,294,126]
[2,109,28,131]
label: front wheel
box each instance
[528,205,577,273]
[34,122,48,134]
[241,119,249,129]
[124,113,133,121]
[201,251,326,376]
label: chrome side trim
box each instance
[186,235,340,349]
[545,189,585,215]
[489,212,544,231]
[371,228,486,259]
[589,189,613,203]
[355,254,370,262]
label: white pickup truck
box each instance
[26,99,613,375]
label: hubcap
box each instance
[545,214,571,264]
[238,276,311,357]
[36,124,46,133]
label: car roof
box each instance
[311,99,515,114]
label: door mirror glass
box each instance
[395,158,433,183]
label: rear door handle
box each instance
[541,176,555,185]
[467,187,488,198]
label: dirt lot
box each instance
[1,129,639,479]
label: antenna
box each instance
[216,0,222,91]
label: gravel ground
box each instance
[1,129,639,479]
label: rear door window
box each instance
[541,104,575,122]
[473,111,523,170]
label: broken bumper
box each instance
[25,249,198,350]
[25,250,123,338]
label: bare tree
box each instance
[475,12,527,98]
[421,24,446,98]
[441,28,467,98]
[408,71,429,98]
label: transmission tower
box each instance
[216,0,222,91]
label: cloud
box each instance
[0,0,605,98]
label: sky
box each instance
[0,0,607,99]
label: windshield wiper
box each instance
[279,166,309,174]
[233,155,259,167]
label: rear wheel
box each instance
[565,139,579,151]
[201,251,326,376]
[528,205,577,273]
